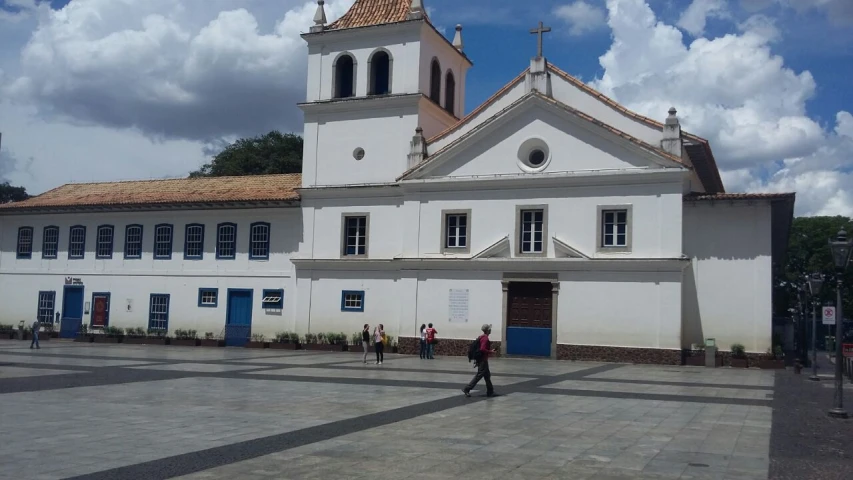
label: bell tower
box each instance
[299,0,472,187]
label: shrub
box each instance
[316,333,327,344]
[204,332,215,340]
[126,327,145,337]
[731,343,746,358]
[304,332,317,344]
[147,328,167,338]
[174,329,197,340]
[275,331,297,343]
[251,333,265,342]
[105,326,124,337]
[79,324,89,335]
[351,332,362,345]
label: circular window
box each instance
[517,137,551,172]
[353,148,365,161]
[528,149,546,166]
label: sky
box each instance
[0,0,851,217]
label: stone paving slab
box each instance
[542,379,774,400]
[127,362,264,373]
[588,365,775,387]
[0,353,153,368]
[248,366,534,386]
[0,365,83,378]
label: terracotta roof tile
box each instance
[684,192,795,201]
[0,174,301,212]
[327,0,422,30]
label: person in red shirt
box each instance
[463,324,497,397]
[424,323,437,359]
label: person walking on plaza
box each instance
[374,324,385,365]
[419,324,427,359]
[361,324,371,364]
[463,324,497,397]
[425,323,437,359]
[30,319,40,350]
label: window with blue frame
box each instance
[37,291,56,324]
[262,289,284,309]
[68,225,86,259]
[96,225,114,259]
[250,222,270,260]
[17,226,33,259]
[148,294,170,330]
[198,288,218,307]
[217,223,237,259]
[154,224,173,259]
[184,224,205,260]
[42,226,59,259]
[124,225,143,259]
[340,290,365,312]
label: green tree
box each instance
[0,181,29,203]
[189,131,303,178]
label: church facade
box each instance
[0,0,794,363]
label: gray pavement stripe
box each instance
[529,386,773,407]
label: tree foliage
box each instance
[190,131,303,178]
[0,181,30,204]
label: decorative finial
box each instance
[452,24,464,50]
[529,21,552,58]
[415,126,423,135]
[666,107,679,125]
[313,0,327,27]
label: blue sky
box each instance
[0,0,852,215]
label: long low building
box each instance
[0,0,795,363]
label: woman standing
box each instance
[361,324,370,364]
[419,324,427,359]
[374,324,385,365]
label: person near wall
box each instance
[30,319,40,350]
[361,324,371,364]
[374,324,385,365]
[425,323,438,359]
[419,324,427,359]
[463,324,497,397]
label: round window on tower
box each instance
[517,137,551,172]
[353,148,365,161]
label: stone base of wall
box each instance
[398,337,502,357]
[557,344,682,365]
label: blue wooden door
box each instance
[225,289,253,347]
[59,286,85,338]
[506,282,553,357]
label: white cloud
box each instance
[592,0,851,215]
[677,0,729,36]
[554,1,607,36]
[742,0,853,26]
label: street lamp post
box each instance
[807,273,824,381]
[828,228,852,419]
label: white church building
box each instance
[0,0,795,363]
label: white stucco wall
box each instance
[682,201,774,353]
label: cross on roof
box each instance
[530,21,552,58]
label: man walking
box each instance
[30,319,40,349]
[463,324,496,397]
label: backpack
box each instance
[467,336,483,363]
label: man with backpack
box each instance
[424,323,437,359]
[463,324,497,397]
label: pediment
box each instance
[472,236,511,259]
[552,237,589,259]
[401,93,686,181]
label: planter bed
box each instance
[348,345,375,353]
[245,341,269,349]
[199,339,223,347]
[74,335,93,343]
[758,359,785,369]
[170,339,200,347]
[684,355,705,366]
[302,343,348,352]
[123,337,169,345]
[730,358,749,368]
[269,342,300,350]
[92,335,121,344]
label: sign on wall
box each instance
[449,289,469,323]
[823,306,836,326]
[64,277,83,285]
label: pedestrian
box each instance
[463,324,497,397]
[419,324,427,359]
[425,323,437,359]
[374,324,385,365]
[30,319,40,350]
[361,324,371,364]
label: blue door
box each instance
[506,282,553,357]
[59,286,85,338]
[225,289,253,347]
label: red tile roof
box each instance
[0,174,302,212]
[327,0,423,30]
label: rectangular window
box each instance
[17,227,33,259]
[250,222,270,260]
[96,225,114,259]
[217,223,237,259]
[519,209,545,254]
[148,294,170,331]
[42,226,59,259]
[69,226,86,259]
[37,291,56,324]
[342,215,368,257]
[198,288,218,308]
[262,289,284,309]
[340,290,365,312]
[445,213,468,249]
[601,209,629,248]
[154,224,173,259]
[185,224,205,260]
[124,225,143,259]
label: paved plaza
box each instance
[0,340,786,479]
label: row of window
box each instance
[16,222,272,261]
[340,207,631,257]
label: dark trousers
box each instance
[464,359,493,394]
[30,331,39,349]
[375,341,384,363]
[419,340,427,358]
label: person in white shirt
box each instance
[30,319,40,349]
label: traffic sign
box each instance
[823,306,836,325]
